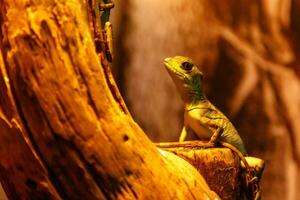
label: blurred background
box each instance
[111,0,300,200]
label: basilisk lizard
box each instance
[163,56,264,200]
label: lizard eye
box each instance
[181,62,193,71]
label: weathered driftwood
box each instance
[0,0,229,199]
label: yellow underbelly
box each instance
[184,110,213,139]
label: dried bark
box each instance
[157,142,242,200]
[0,0,243,199]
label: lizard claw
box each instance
[207,127,223,147]
[202,141,217,148]
[200,128,223,149]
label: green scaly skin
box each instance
[164,56,247,155]
[164,56,265,199]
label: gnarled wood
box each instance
[157,142,242,200]
[0,0,223,199]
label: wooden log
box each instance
[157,142,242,200]
[0,0,223,199]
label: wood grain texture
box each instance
[157,142,242,200]
[0,0,222,199]
[0,39,61,200]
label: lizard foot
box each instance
[200,142,217,149]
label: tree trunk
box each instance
[0,0,247,199]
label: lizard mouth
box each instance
[164,62,179,76]
[164,61,182,78]
[163,57,193,81]
[163,58,172,68]
[163,60,172,69]
[163,58,177,73]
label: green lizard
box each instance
[164,56,247,154]
[164,56,264,200]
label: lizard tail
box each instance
[219,141,250,169]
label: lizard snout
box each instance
[164,57,171,62]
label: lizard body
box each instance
[164,56,247,154]
[163,56,265,199]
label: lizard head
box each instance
[164,56,205,102]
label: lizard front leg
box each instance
[195,116,224,148]
[179,126,188,142]
[206,126,223,147]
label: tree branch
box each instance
[0,0,221,199]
